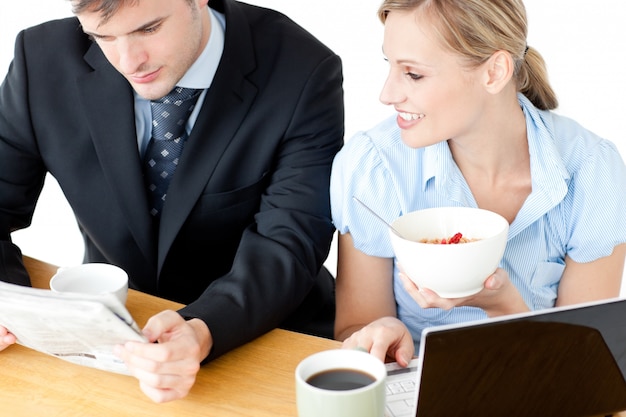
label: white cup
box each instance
[50,263,129,305]
[295,349,387,417]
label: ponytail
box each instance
[517,46,558,110]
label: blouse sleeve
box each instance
[566,139,626,262]
[330,127,402,259]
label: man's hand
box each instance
[114,310,212,402]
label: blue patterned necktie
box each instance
[143,86,201,218]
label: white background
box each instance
[1,1,625,295]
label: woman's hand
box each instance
[341,316,414,367]
[0,325,17,351]
[400,268,529,317]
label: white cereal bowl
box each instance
[389,207,509,298]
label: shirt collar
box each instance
[515,93,569,231]
[420,93,569,208]
[176,7,225,90]
[518,93,570,187]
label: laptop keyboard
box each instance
[385,359,419,417]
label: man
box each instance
[0,0,343,402]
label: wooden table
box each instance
[3,256,625,417]
[0,256,341,416]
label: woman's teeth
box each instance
[399,112,425,121]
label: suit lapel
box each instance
[72,1,258,276]
[76,44,156,266]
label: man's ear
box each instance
[482,50,514,94]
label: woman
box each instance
[330,0,626,367]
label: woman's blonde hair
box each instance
[378,0,558,110]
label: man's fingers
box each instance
[142,310,184,342]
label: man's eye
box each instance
[143,25,160,34]
[90,35,114,42]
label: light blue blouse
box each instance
[330,93,626,351]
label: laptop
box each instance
[384,297,626,417]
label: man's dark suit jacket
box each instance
[0,0,344,360]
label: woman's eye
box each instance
[406,72,423,81]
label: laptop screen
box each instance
[414,298,626,417]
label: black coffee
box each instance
[306,368,376,391]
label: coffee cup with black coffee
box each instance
[295,349,387,417]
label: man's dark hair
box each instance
[70,0,193,24]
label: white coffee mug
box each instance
[49,263,129,305]
[295,349,387,417]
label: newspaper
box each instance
[0,280,147,375]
